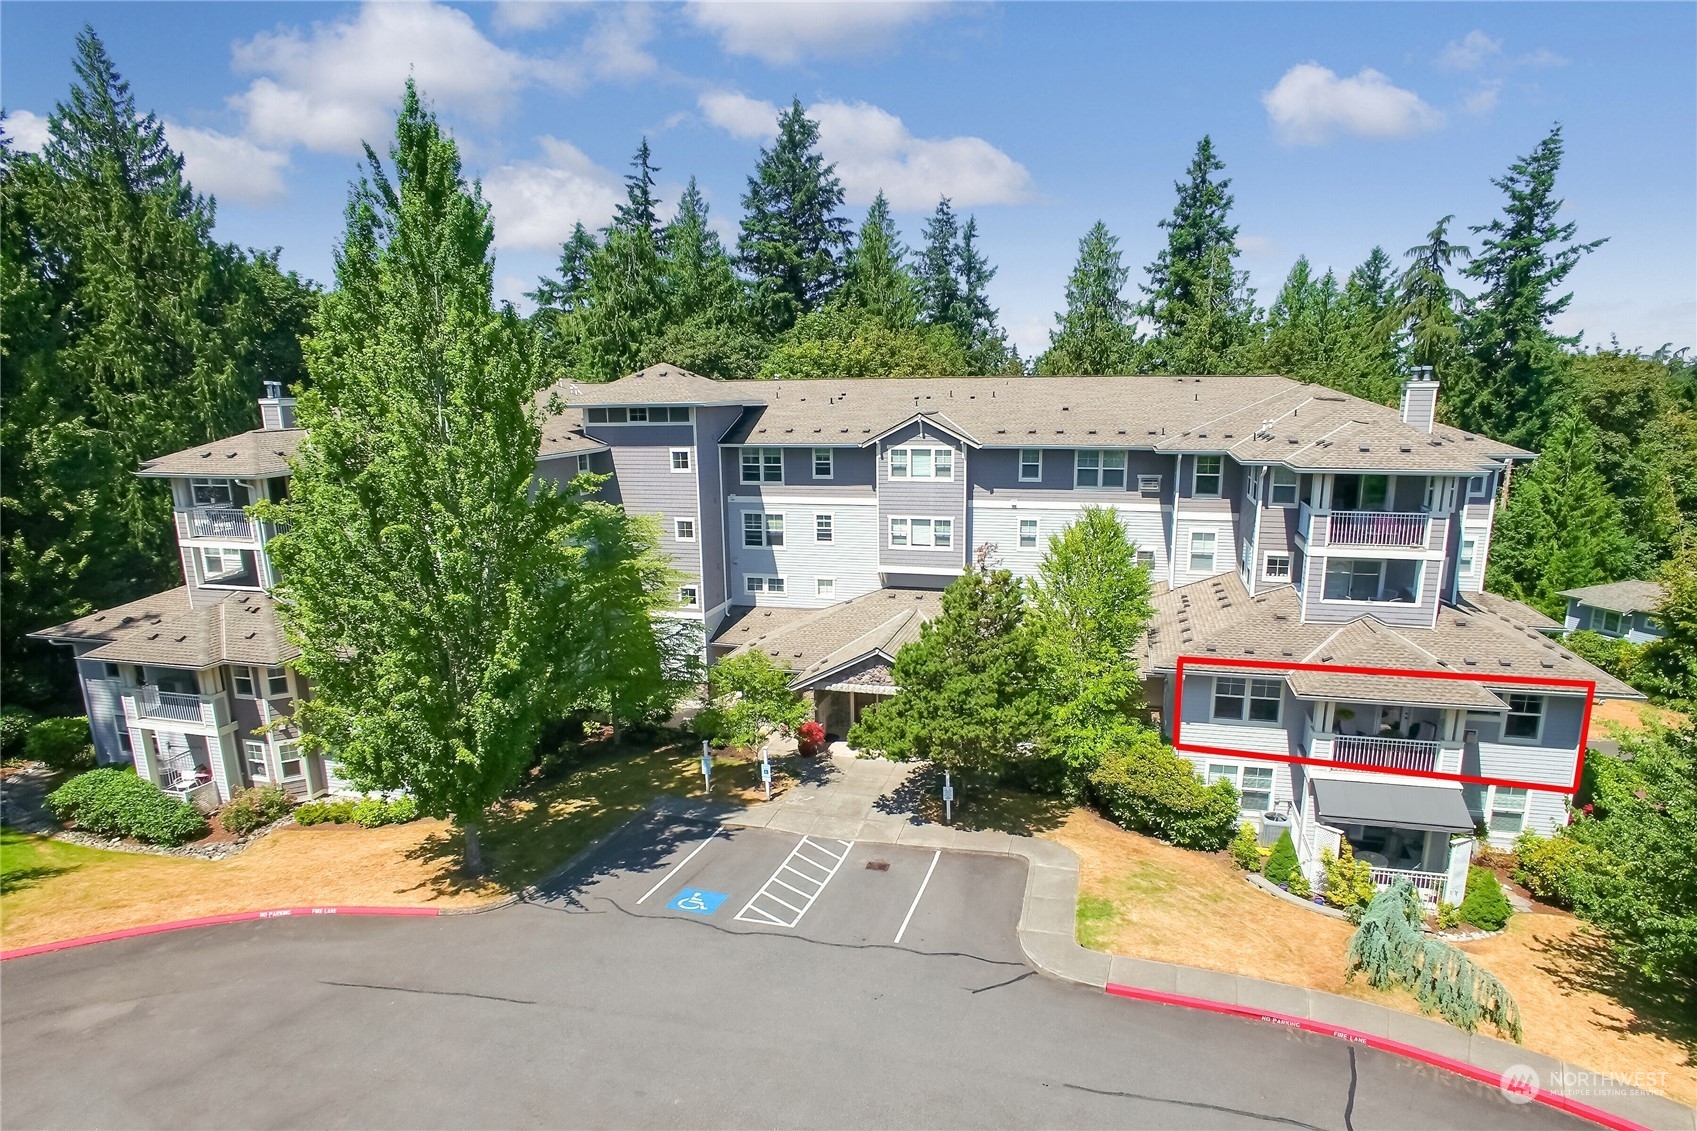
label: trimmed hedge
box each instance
[26,716,96,772]
[47,768,208,846]
[221,784,293,835]
[295,795,418,828]
[294,798,357,826]
[1088,733,1240,852]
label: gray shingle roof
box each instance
[137,429,305,479]
[1458,591,1562,632]
[30,587,298,668]
[1558,580,1665,616]
[712,588,942,686]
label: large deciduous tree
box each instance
[265,84,671,871]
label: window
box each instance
[1248,679,1282,723]
[1324,558,1385,602]
[1212,679,1246,721]
[586,407,625,424]
[586,405,689,424]
[232,666,256,698]
[1188,530,1216,573]
[244,741,269,782]
[1137,474,1162,495]
[813,448,834,479]
[815,578,835,599]
[198,547,245,584]
[670,449,692,472]
[889,446,954,480]
[678,586,699,608]
[1334,474,1390,512]
[277,741,303,781]
[190,478,235,507]
[1504,694,1543,741]
[103,662,121,680]
[1468,475,1486,498]
[1594,609,1623,635]
[1019,518,1038,549]
[746,575,786,595]
[744,512,784,547]
[1206,762,1237,786]
[1488,787,1528,835]
[741,447,783,484]
[628,406,649,422]
[266,667,290,698]
[576,454,591,474]
[889,517,952,549]
[1270,467,1298,506]
[1263,552,1292,581]
[675,518,696,542]
[1240,766,1274,812]
[889,518,909,546]
[1459,538,1477,575]
[1135,550,1156,567]
[1193,455,1223,497]
[1075,450,1128,488]
[1019,449,1043,481]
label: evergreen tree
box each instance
[1035,221,1139,375]
[646,179,765,380]
[737,98,850,332]
[839,191,920,326]
[529,222,598,313]
[1338,246,1402,404]
[760,304,966,379]
[955,216,1016,372]
[846,561,1044,779]
[264,83,674,871]
[43,26,184,202]
[1141,136,1257,373]
[1486,409,1633,614]
[917,196,961,329]
[1393,216,1471,387]
[1457,127,1605,447]
[1258,257,1343,385]
[575,223,668,382]
[612,137,662,249]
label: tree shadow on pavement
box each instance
[873,764,1073,837]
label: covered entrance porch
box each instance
[1295,775,1477,905]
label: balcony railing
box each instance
[187,506,255,540]
[1326,510,1429,548]
[135,687,208,724]
[1370,866,1445,905]
[1331,733,1441,773]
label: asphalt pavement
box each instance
[0,815,1588,1130]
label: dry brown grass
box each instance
[1045,809,1696,1107]
[1588,698,1687,739]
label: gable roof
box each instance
[711,588,942,688]
[30,587,298,668]
[1559,580,1665,616]
[137,429,305,479]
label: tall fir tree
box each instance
[573,139,674,380]
[839,191,920,326]
[1392,216,1470,397]
[1457,126,1605,447]
[612,137,662,249]
[737,98,850,332]
[42,26,184,202]
[955,216,1015,372]
[1035,221,1140,375]
[529,222,599,312]
[1141,136,1257,373]
[648,179,765,380]
[1338,246,1403,405]
[917,196,961,329]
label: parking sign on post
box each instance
[700,741,712,794]
[760,747,773,800]
[942,771,954,823]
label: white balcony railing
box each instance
[1331,734,1441,773]
[135,687,209,724]
[187,506,255,540]
[1326,510,1429,548]
[1370,866,1446,905]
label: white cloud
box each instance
[482,136,622,251]
[1238,235,1279,259]
[579,4,658,79]
[698,92,1032,209]
[492,1,572,33]
[1516,47,1569,68]
[1463,81,1503,116]
[4,108,51,152]
[230,2,563,155]
[685,1,945,66]
[1262,63,1444,146]
[1437,30,1502,71]
[168,123,291,205]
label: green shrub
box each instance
[1262,829,1300,885]
[1087,733,1240,851]
[1288,871,1312,899]
[46,768,207,846]
[696,652,806,748]
[352,797,388,828]
[2,706,37,759]
[294,798,359,826]
[220,785,292,835]
[26,716,96,772]
[1228,822,1261,870]
[1437,902,1464,930]
[384,795,419,824]
[1512,832,1602,907]
[1458,866,1513,931]
[1323,843,1379,918]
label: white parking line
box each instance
[734,836,853,928]
[893,850,940,945]
[635,833,718,905]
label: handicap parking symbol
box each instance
[666,889,729,916]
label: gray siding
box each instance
[597,425,701,581]
[876,422,967,573]
[725,497,881,608]
[969,447,1172,504]
[720,444,877,497]
[1303,551,1443,627]
[75,656,128,765]
[694,407,742,613]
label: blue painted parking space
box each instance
[665,888,729,916]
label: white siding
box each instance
[1171,516,1236,588]
[726,500,880,609]
[1177,720,1300,759]
[970,502,1167,581]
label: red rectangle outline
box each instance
[1171,655,1594,795]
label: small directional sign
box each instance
[666,889,729,916]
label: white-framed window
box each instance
[1212,678,1246,721]
[244,740,269,781]
[1594,609,1623,635]
[1135,550,1156,567]
[1248,679,1281,722]
[1188,530,1216,573]
[745,575,786,595]
[197,546,248,585]
[190,477,235,507]
[1459,538,1477,575]
[740,447,784,484]
[813,448,834,479]
[1263,552,1292,582]
[232,666,257,698]
[1488,786,1529,835]
[815,577,835,599]
[1468,475,1486,498]
[743,512,784,547]
[889,517,953,549]
[1137,474,1162,495]
[815,514,833,543]
[585,405,690,424]
[1019,518,1039,549]
[1193,455,1223,498]
[277,741,304,781]
[1207,763,1274,812]
[1075,450,1127,489]
[678,585,699,608]
[1211,678,1282,723]
[888,446,954,480]
[1270,467,1299,506]
[265,667,290,699]
[576,454,591,474]
[670,448,692,472]
[674,518,696,542]
[103,662,122,680]
[1019,449,1043,481]
[1504,694,1543,742]
[1322,558,1422,604]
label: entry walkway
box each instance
[723,749,918,841]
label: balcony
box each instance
[1325,510,1429,548]
[1368,866,1446,905]
[187,506,255,540]
[134,687,214,726]
[1331,734,1440,773]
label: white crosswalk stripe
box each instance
[734,836,853,928]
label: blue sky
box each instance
[5,1,1693,358]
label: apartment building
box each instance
[38,364,1638,885]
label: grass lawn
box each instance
[0,740,771,953]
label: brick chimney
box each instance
[259,381,297,430]
[1400,366,1438,434]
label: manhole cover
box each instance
[865,860,890,872]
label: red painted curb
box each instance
[1105,982,1653,1131]
[1,906,441,961]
